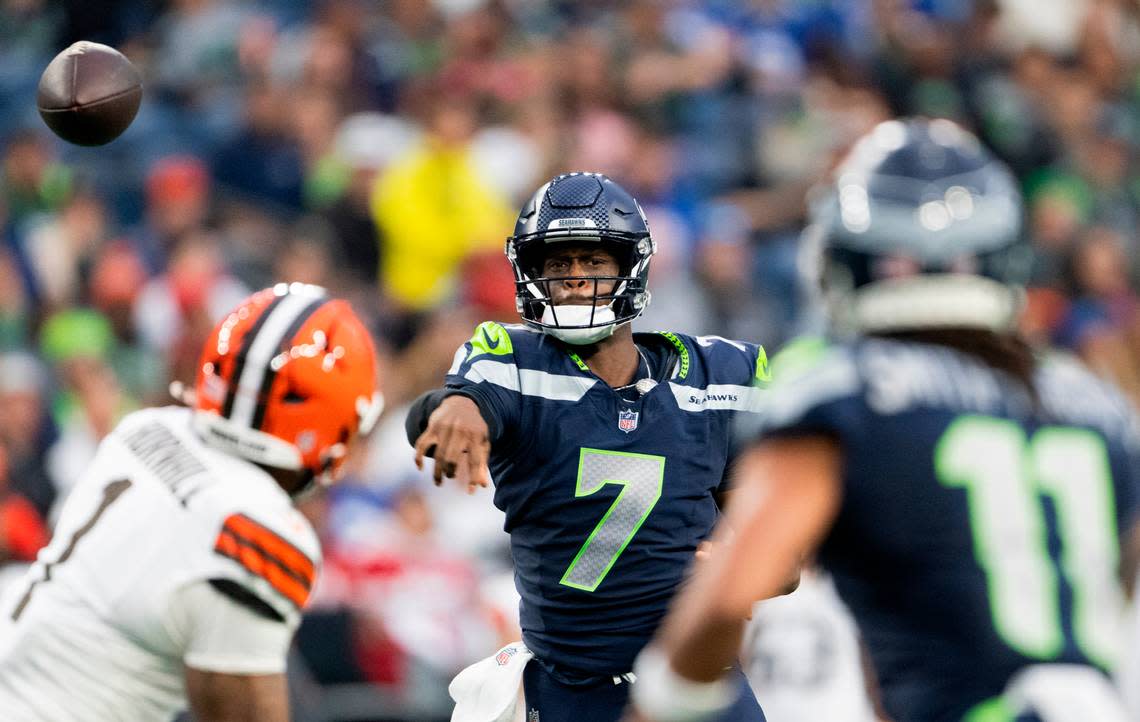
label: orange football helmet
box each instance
[191,283,383,488]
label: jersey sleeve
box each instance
[733,337,865,450]
[688,334,771,390]
[444,321,524,443]
[207,508,321,625]
[170,578,296,675]
[681,334,770,493]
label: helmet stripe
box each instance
[222,292,287,419]
[227,291,327,428]
[249,297,328,430]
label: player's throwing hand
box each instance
[413,395,492,491]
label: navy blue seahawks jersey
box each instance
[446,322,769,675]
[741,337,1140,722]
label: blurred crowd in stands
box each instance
[2,0,1140,719]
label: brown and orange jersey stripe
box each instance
[213,513,316,610]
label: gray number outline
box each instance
[559,448,665,592]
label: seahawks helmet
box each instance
[806,118,1027,334]
[506,173,655,344]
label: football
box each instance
[36,41,142,147]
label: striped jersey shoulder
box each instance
[210,506,320,613]
[655,332,769,386]
[446,321,534,374]
[649,332,770,414]
[447,321,597,403]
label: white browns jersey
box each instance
[0,406,320,721]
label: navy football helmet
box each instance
[805,118,1028,333]
[506,173,655,344]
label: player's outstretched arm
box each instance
[185,668,289,722]
[627,435,842,721]
[410,393,492,491]
[173,580,298,722]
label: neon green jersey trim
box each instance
[754,345,771,385]
[467,321,513,360]
[962,696,1014,722]
[654,331,689,379]
[567,351,590,372]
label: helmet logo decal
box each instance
[547,217,597,230]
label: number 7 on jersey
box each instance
[560,448,665,592]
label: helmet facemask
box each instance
[507,173,656,345]
[508,233,654,345]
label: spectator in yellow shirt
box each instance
[370,97,514,312]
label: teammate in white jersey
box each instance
[0,283,383,722]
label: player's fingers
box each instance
[467,468,490,491]
[413,431,437,471]
[413,442,426,471]
[413,434,425,464]
[431,425,458,484]
[439,429,475,483]
[466,437,492,489]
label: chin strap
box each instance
[541,304,621,345]
[547,323,618,345]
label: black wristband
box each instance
[404,388,449,446]
[403,387,500,449]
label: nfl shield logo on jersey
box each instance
[618,409,639,433]
[495,647,517,666]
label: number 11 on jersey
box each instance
[936,416,1122,667]
[560,449,665,592]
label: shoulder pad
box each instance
[211,510,319,614]
[1038,351,1140,451]
[668,332,768,386]
[467,321,515,360]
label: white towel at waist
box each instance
[450,642,534,722]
